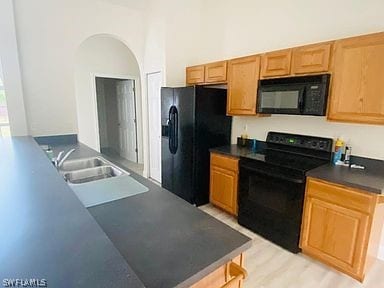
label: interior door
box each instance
[147,72,162,183]
[116,79,137,162]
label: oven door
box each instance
[238,162,305,253]
[257,84,304,114]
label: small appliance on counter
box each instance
[238,132,333,253]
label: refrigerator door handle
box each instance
[168,107,173,153]
[169,106,178,154]
[173,107,178,153]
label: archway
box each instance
[74,34,143,173]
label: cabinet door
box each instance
[328,32,384,125]
[210,166,238,215]
[292,43,332,74]
[301,196,370,280]
[227,55,260,115]
[186,65,205,85]
[205,61,227,83]
[261,49,292,78]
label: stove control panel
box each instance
[267,132,333,152]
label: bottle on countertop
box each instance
[333,138,344,164]
[344,145,352,165]
[240,125,249,147]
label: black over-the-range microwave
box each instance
[256,74,331,116]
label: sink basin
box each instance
[64,166,124,184]
[60,157,108,171]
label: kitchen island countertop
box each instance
[55,142,252,288]
[0,136,251,288]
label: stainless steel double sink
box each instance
[60,157,127,184]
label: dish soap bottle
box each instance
[344,144,352,165]
[333,138,344,164]
[240,125,248,147]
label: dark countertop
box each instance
[210,144,261,158]
[211,144,384,195]
[53,142,251,288]
[89,190,251,288]
[0,137,144,288]
[9,138,251,288]
[307,156,384,195]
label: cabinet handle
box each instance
[220,262,247,288]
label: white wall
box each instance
[13,0,146,136]
[0,0,28,135]
[74,34,143,163]
[232,116,384,159]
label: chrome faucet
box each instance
[55,149,75,169]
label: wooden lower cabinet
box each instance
[300,178,384,282]
[210,153,239,215]
[190,254,246,288]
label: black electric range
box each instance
[238,132,333,253]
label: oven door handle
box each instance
[240,165,305,184]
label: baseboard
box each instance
[379,245,384,261]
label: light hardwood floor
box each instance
[199,204,384,288]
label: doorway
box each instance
[95,76,143,175]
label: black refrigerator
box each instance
[161,86,232,206]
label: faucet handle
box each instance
[57,149,76,168]
[56,151,64,163]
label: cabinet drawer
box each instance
[211,153,239,172]
[205,61,227,83]
[306,178,375,213]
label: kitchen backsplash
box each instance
[231,115,384,160]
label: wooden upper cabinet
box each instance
[292,42,333,74]
[328,32,384,125]
[261,49,292,78]
[186,65,205,85]
[205,61,227,83]
[227,55,260,115]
